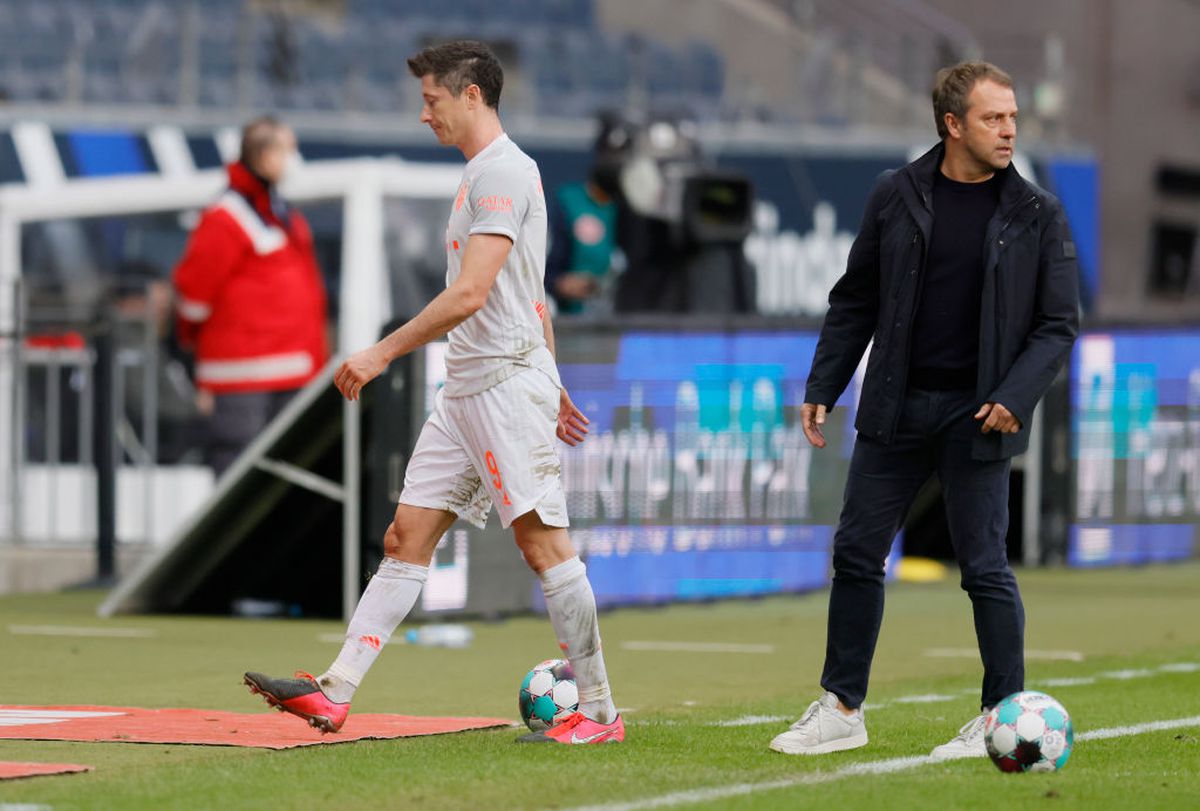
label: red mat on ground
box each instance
[0,761,92,780]
[0,705,511,749]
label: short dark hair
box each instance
[239,115,286,167]
[931,61,1014,139]
[406,40,503,109]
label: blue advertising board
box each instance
[550,329,865,607]
[1071,330,1200,566]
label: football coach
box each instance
[770,61,1080,758]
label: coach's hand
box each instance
[557,388,590,446]
[801,403,827,449]
[335,345,388,401]
[975,401,1021,434]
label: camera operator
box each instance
[597,115,756,314]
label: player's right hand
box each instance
[334,345,388,401]
[801,403,827,449]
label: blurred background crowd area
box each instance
[0,0,1169,131]
[0,0,1195,321]
[1,0,1198,606]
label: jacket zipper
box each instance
[989,195,1040,388]
[886,229,924,442]
[997,195,1039,244]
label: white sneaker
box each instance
[769,691,868,755]
[930,712,989,760]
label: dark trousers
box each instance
[206,389,297,474]
[820,388,1024,711]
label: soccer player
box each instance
[244,41,623,746]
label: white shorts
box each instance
[397,368,569,529]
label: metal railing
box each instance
[8,288,169,551]
[784,0,979,87]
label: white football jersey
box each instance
[442,134,560,397]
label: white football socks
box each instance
[539,556,617,724]
[318,557,428,704]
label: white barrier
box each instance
[0,157,461,618]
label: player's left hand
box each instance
[334,345,388,401]
[974,401,1021,434]
[557,388,590,446]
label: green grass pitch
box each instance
[2,562,1198,810]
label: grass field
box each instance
[2,561,1199,810]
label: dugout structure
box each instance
[0,157,461,619]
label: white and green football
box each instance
[985,690,1074,773]
[519,658,579,732]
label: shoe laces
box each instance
[550,712,586,733]
[789,700,821,731]
[954,713,988,742]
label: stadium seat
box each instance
[0,0,726,118]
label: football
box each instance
[984,690,1074,773]
[518,658,579,731]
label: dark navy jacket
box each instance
[804,142,1080,461]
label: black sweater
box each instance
[908,170,1000,390]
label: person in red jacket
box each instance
[173,116,329,473]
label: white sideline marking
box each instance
[0,710,124,719]
[8,624,156,638]
[566,716,1200,811]
[1157,663,1199,673]
[566,756,936,811]
[1027,649,1086,662]
[892,693,958,704]
[1077,716,1200,741]
[1037,677,1097,687]
[711,715,791,728]
[0,709,125,727]
[748,660,1196,723]
[621,641,775,654]
[925,648,1084,662]
[1099,669,1155,680]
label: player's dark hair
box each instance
[407,40,503,109]
[239,115,286,168]
[932,61,1014,139]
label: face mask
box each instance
[282,150,302,178]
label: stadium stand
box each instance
[0,0,727,121]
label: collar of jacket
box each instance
[900,141,1035,226]
[226,161,284,226]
